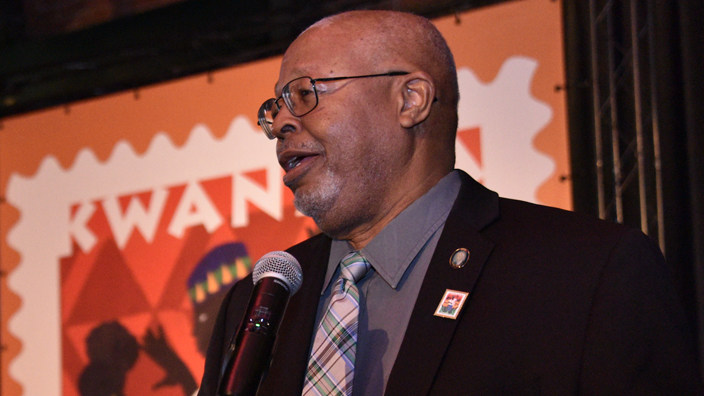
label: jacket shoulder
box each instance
[496,198,635,240]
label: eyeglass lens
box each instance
[257,99,278,139]
[283,77,319,117]
[258,77,319,139]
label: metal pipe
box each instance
[631,0,649,234]
[590,0,607,219]
[606,0,624,223]
[646,0,666,252]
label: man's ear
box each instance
[399,71,435,129]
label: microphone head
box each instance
[252,251,303,295]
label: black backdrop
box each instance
[564,0,704,378]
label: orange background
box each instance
[435,0,569,207]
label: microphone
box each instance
[218,251,303,396]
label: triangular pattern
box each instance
[157,225,210,310]
[457,126,482,166]
[66,239,151,325]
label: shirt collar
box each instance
[323,170,461,293]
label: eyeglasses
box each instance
[257,71,409,139]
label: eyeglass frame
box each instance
[257,71,410,139]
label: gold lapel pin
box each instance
[449,248,470,269]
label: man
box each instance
[199,10,702,396]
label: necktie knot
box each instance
[339,251,371,284]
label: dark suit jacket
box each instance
[199,171,702,395]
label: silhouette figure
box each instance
[78,321,139,396]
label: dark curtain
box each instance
[564,0,704,380]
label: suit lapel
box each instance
[256,234,332,396]
[385,172,499,395]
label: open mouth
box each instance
[285,156,305,172]
[278,150,321,174]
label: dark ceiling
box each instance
[0,0,509,119]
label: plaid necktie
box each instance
[302,251,371,396]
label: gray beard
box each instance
[291,170,342,229]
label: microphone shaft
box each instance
[218,277,291,396]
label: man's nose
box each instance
[271,105,300,139]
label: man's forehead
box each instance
[274,46,358,93]
[274,60,320,92]
[273,66,305,94]
[271,15,403,93]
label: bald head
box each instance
[288,11,459,143]
[305,11,458,103]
